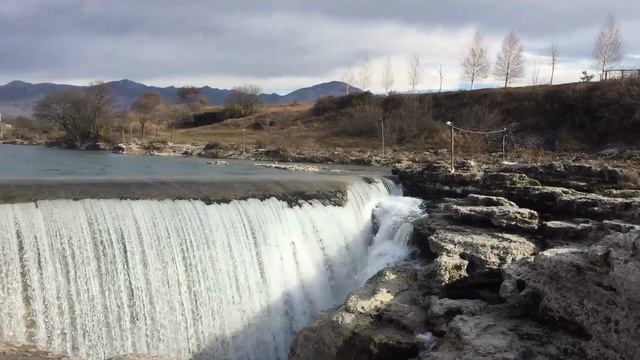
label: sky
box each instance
[1,0,639,94]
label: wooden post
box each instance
[447,122,455,172]
[502,130,506,163]
[243,119,247,154]
[380,118,385,157]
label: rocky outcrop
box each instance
[292,161,640,360]
[498,162,634,191]
[501,230,640,359]
[290,267,428,360]
[394,160,640,224]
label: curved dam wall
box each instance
[0,178,421,360]
[0,176,354,205]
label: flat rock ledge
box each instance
[0,342,175,360]
[290,161,640,360]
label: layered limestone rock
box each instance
[501,230,640,359]
[292,161,640,360]
[394,161,640,223]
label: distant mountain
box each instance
[0,79,361,117]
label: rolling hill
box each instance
[0,79,361,117]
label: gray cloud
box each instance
[0,0,638,92]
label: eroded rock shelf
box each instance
[290,160,640,360]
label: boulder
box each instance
[422,311,622,360]
[444,203,539,232]
[542,219,600,240]
[290,267,427,360]
[501,230,640,359]
[111,143,126,154]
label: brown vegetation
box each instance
[7,78,639,167]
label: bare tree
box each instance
[34,82,112,146]
[494,30,525,87]
[550,43,559,85]
[531,59,541,85]
[438,66,444,93]
[341,69,355,95]
[35,91,86,146]
[226,84,262,116]
[132,92,163,138]
[593,14,624,78]
[359,57,372,90]
[407,54,422,93]
[84,81,113,141]
[381,56,394,94]
[461,31,491,90]
[177,86,208,112]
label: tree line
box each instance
[34,83,263,147]
[347,14,625,93]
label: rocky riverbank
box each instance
[290,160,640,359]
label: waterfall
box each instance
[0,178,422,360]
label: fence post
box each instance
[446,121,455,172]
[502,129,506,163]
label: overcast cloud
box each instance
[1,0,639,93]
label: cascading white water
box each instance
[0,178,422,360]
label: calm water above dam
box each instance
[0,144,388,180]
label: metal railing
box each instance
[602,69,640,80]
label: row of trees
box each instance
[348,14,625,93]
[35,82,264,145]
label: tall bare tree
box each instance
[407,54,422,93]
[359,57,372,90]
[550,43,559,85]
[531,59,541,85]
[593,14,624,78]
[461,31,491,90]
[381,56,395,94]
[341,69,355,95]
[132,92,163,138]
[494,30,525,87]
[84,81,113,141]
